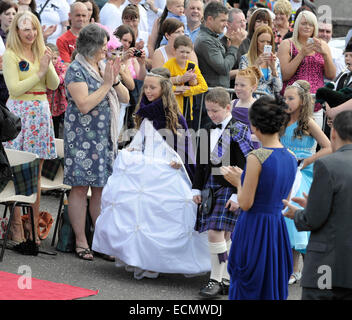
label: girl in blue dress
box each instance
[221,96,296,300]
[281,80,331,284]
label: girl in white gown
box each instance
[92,69,210,279]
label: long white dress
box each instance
[92,120,211,279]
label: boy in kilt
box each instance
[192,87,253,298]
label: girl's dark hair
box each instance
[0,0,18,15]
[249,96,289,134]
[155,5,170,50]
[114,24,136,48]
[248,9,272,39]
[28,0,36,12]
[156,17,184,50]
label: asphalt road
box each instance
[0,193,303,301]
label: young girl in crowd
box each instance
[152,18,198,69]
[281,80,331,285]
[92,68,211,279]
[192,87,253,298]
[148,0,187,58]
[239,25,282,98]
[46,43,67,138]
[232,66,262,149]
[113,24,147,134]
[163,35,207,125]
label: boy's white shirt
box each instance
[192,114,239,204]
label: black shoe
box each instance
[221,279,230,295]
[199,279,222,298]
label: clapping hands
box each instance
[104,57,121,87]
[227,28,247,48]
[220,166,243,187]
[38,46,53,78]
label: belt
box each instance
[25,91,46,95]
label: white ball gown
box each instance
[92,120,211,279]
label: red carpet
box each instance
[0,271,99,300]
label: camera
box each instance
[307,38,314,44]
[133,49,142,57]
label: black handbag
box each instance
[0,104,21,142]
[199,188,214,215]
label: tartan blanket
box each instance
[42,158,64,181]
[11,158,40,196]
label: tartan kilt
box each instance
[195,174,240,233]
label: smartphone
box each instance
[263,45,272,55]
[187,62,195,71]
[307,38,314,45]
[184,62,196,86]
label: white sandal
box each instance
[289,272,302,285]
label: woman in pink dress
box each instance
[277,11,336,128]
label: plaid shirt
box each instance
[11,158,40,196]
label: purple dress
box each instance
[136,96,196,181]
[231,100,260,149]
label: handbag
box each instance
[0,104,21,142]
[199,188,214,215]
[21,211,54,240]
[56,201,94,252]
[0,217,8,240]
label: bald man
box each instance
[56,2,89,64]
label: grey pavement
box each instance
[0,193,302,300]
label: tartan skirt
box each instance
[195,174,240,233]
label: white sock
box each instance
[209,241,227,283]
[222,239,232,282]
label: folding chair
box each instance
[41,139,70,247]
[0,149,39,262]
[47,139,93,247]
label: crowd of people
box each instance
[1,0,352,300]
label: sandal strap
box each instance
[76,247,93,255]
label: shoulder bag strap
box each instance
[38,0,51,16]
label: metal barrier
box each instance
[192,88,270,135]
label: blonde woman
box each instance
[3,11,59,245]
[277,10,336,128]
[239,25,282,98]
[273,0,293,49]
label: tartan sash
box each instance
[210,121,253,165]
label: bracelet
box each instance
[113,80,121,87]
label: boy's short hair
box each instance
[205,87,231,109]
[333,110,352,142]
[173,35,193,50]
